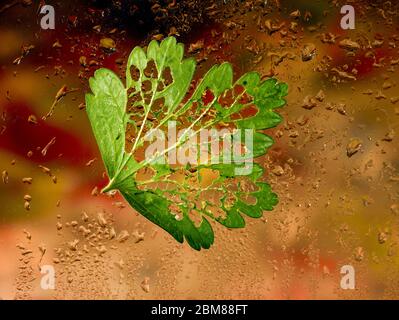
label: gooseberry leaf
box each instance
[86,36,287,250]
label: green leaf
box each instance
[86,68,127,177]
[117,178,214,250]
[86,36,287,250]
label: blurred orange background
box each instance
[0,0,398,299]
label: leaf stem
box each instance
[101,178,116,193]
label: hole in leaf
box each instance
[144,60,158,78]
[141,80,152,92]
[162,67,173,86]
[234,84,245,95]
[129,65,140,82]
[231,104,258,120]
[169,202,183,221]
[239,194,257,206]
[202,89,215,105]
[188,209,203,227]
[218,88,235,108]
